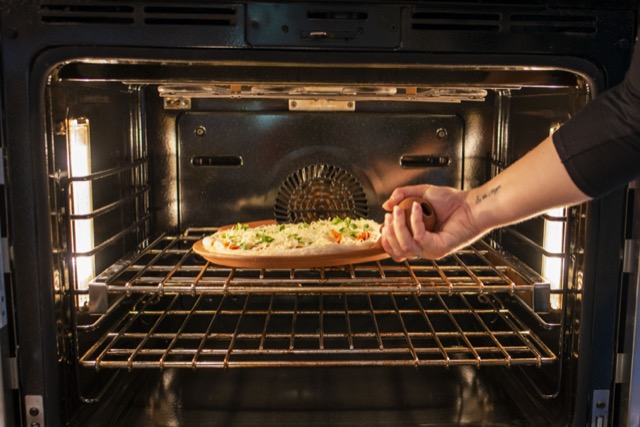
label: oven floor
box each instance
[73,367,552,426]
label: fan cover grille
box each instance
[275,164,368,223]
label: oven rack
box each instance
[79,291,557,369]
[87,230,550,310]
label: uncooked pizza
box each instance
[201,217,382,257]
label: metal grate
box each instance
[78,230,556,369]
[79,291,556,369]
[87,230,548,296]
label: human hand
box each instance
[380,185,484,260]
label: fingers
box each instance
[381,214,405,262]
[381,185,480,261]
[381,190,405,212]
[392,205,417,253]
[381,205,426,261]
[409,201,427,240]
[382,185,430,211]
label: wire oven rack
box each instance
[87,230,551,297]
[78,230,557,369]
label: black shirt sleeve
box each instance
[552,40,640,198]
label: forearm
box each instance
[468,135,590,233]
[383,41,640,261]
[382,135,591,260]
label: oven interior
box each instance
[41,56,589,426]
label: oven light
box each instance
[68,118,94,309]
[541,207,564,309]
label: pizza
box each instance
[200,217,382,257]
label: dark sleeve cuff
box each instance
[552,42,640,198]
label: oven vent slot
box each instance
[411,10,596,34]
[39,4,238,27]
[40,4,135,24]
[143,6,238,27]
[509,13,596,34]
[411,11,502,32]
[307,11,368,21]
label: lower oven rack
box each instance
[77,231,558,370]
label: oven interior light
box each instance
[541,207,564,309]
[68,118,94,309]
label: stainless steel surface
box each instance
[25,395,45,427]
[621,179,640,427]
[630,268,640,427]
[0,343,6,427]
[78,367,537,427]
[0,224,12,427]
[591,390,609,427]
[157,84,489,103]
[177,112,463,227]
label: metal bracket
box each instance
[25,395,44,427]
[623,239,639,274]
[616,352,631,384]
[164,97,191,110]
[591,389,609,427]
[532,282,551,313]
[89,283,108,314]
[7,357,18,390]
[288,99,355,111]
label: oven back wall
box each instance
[144,86,497,231]
[177,112,463,227]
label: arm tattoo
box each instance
[475,185,502,205]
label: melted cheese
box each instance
[202,217,382,256]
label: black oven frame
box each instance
[0,1,638,426]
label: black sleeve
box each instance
[552,40,640,198]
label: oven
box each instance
[0,1,639,426]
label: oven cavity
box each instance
[43,56,589,417]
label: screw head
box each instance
[194,126,206,137]
[436,128,448,139]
